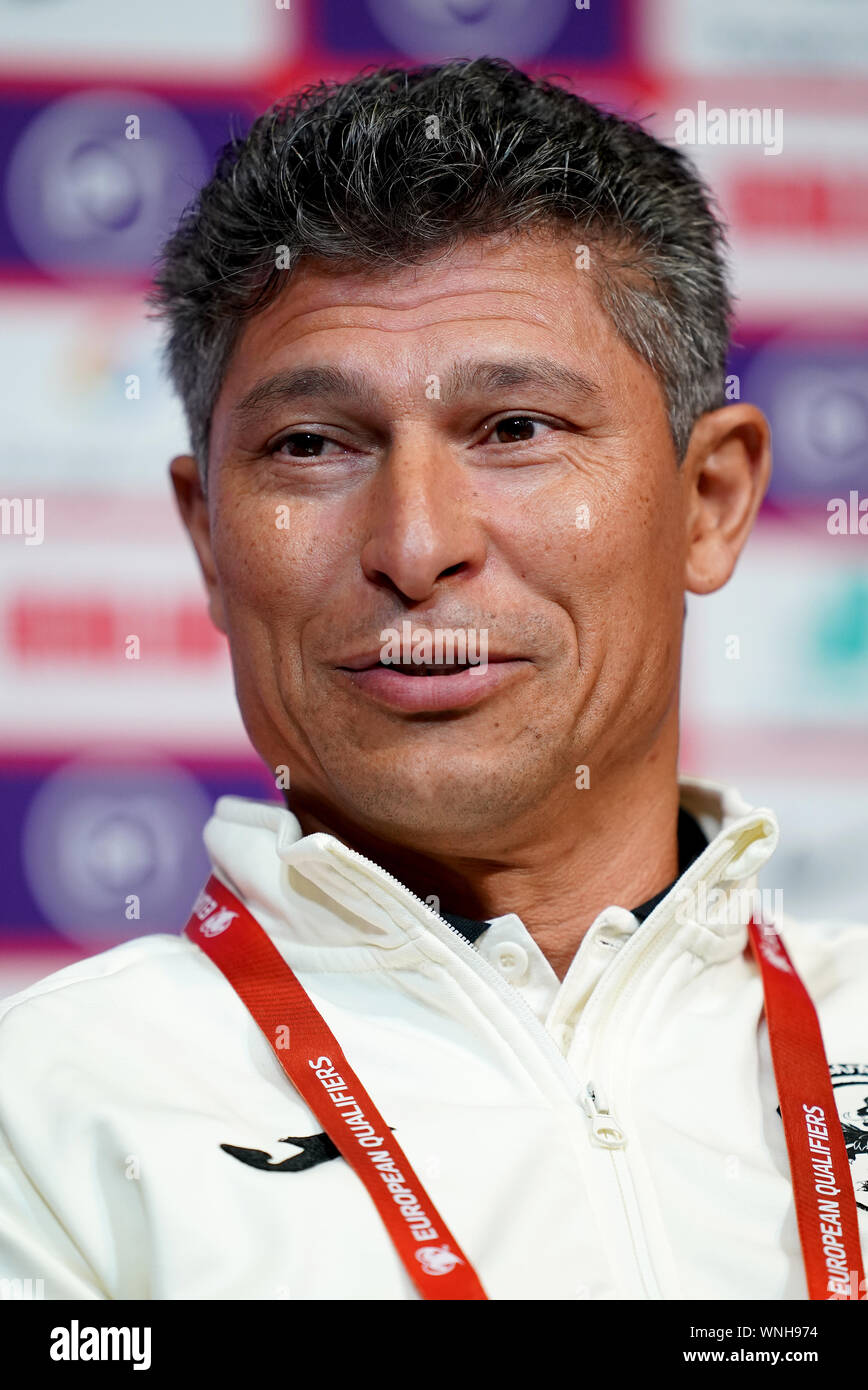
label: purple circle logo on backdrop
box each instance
[742,337,868,496]
[21,751,212,947]
[5,89,209,277]
[366,0,571,61]
[804,386,868,469]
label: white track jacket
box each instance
[1,775,867,1300]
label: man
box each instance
[1,58,866,1301]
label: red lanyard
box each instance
[184,875,487,1300]
[184,875,865,1301]
[747,915,865,1300]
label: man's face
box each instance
[200,231,691,847]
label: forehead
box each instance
[213,229,653,418]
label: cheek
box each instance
[210,492,364,707]
[590,481,686,690]
[212,490,333,622]
[511,462,684,660]
[513,460,673,583]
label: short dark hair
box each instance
[148,57,733,484]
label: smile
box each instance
[375,660,481,676]
[336,657,532,712]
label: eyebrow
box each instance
[448,356,601,403]
[230,354,601,428]
[232,365,376,427]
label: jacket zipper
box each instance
[312,835,661,1294]
[303,818,769,1300]
[580,1080,662,1298]
[568,820,773,1299]
[313,833,589,1093]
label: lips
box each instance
[335,654,532,712]
[382,661,477,676]
[337,651,515,672]
[341,658,493,676]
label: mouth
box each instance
[341,655,491,675]
[335,653,532,712]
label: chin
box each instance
[327,759,551,845]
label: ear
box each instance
[682,404,772,596]
[170,454,227,634]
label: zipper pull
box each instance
[581,1081,627,1149]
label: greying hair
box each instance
[148,58,733,485]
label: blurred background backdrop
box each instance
[1,0,867,996]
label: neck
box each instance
[291,723,681,983]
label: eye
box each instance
[271,431,342,459]
[489,416,552,444]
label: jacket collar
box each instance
[200,775,780,958]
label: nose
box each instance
[359,430,486,603]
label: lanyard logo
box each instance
[753,918,792,973]
[191,888,238,937]
[416,1245,464,1276]
[199,906,237,937]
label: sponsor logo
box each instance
[830,1064,868,1213]
[222,1126,396,1173]
[222,1132,341,1173]
[10,596,222,661]
[6,90,207,278]
[21,754,212,947]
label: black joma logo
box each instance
[222,1127,396,1173]
[222,1132,340,1172]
